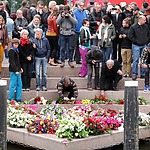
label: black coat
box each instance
[8,49,21,72]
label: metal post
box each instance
[124,81,139,150]
[0,80,7,150]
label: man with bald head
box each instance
[129,15,150,80]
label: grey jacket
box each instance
[98,24,116,47]
[56,14,77,35]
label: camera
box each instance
[61,11,70,18]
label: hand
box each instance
[141,64,148,68]
[33,43,36,48]
[100,90,105,96]
[15,72,19,74]
[117,69,123,75]
[122,34,126,38]
[27,56,31,61]
[119,34,122,38]
[92,60,96,64]
[20,68,23,73]
[71,97,76,100]
[97,21,100,26]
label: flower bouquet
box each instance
[139,112,150,126]
[56,97,76,104]
[26,116,59,134]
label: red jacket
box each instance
[47,16,58,36]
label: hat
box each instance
[147,43,150,48]
[133,6,139,11]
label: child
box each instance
[8,38,23,102]
[86,46,103,90]
[79,18,95,77]
[119,18,132,77]
[32,28,50,91]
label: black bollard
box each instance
[124,81,139,150]
[0,80,7,150]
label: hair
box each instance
[63,5,70,11]
[0,1,3,6]
[142,2,148,8]
[37,0,44,6]
[22,0,27,7]
[123,17,131,26]
[16,9,23,14]
[63,76,71,86]
[50,6,58,18]
[11,38,20,45]
[33,14,41,20]
[49,1,56,8]
[102,15,111,24]
[106,59,114,66]
[20,29,29,36]
[82,18,89,26]
[34,28,43,34]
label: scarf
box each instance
[20,37,29,46]
[11,46,19,53]
[80,26,91,38]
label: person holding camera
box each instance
[86,46,103,90]
[56,5,77,68]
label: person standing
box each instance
[140,43,150,91]
[46,7,59,66]
[129,15,150,80]
[32,28,50,91]
[74,1,87,64]
[0,15,8,78]
[8,38,23,102]
[19,29,35,91]
[56,5,77,68]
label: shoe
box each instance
[144,85,149,92]
[26,88,30,91]
[76,61,82,64]
[112,86,118,91]
[68,62,74,68]
[132,76,137,80]
[87,85,92,91]
[95,86,100,90]
[42,86,47,91]
[22,88,25,91]
[60,62,65,67]
[140,75,145,79]
[36,87,40,91]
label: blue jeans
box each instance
[132,44,146,76]
[8,72,22,101]
[60,34,74,62]
[101,47,113,63]
[35,57,47,87]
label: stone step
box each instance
[3,77,145,90]
[9,90,150,104]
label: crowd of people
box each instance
[0,0,150,101]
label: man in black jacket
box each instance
[129,15,150,80]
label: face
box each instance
[0,18,3,24]
[35,31,42,39]
[84,21,90,27]
[0,5,3,10]
[38,4,44,10]
[21,32,28,39]
[13,43,19,48]
[33,18,40,25]
[122,20,128,27]
[107,64,113,69]
[148,48,150,52]
[139,16,146,25]
[78,2,84,11]
[17,11,23,18]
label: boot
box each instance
[49,58,57,66]
[60,62,65,67]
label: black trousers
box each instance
[145,67,150,86]
[21,62,33,89]
[100,74,122,90]
[87,63,100,88]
